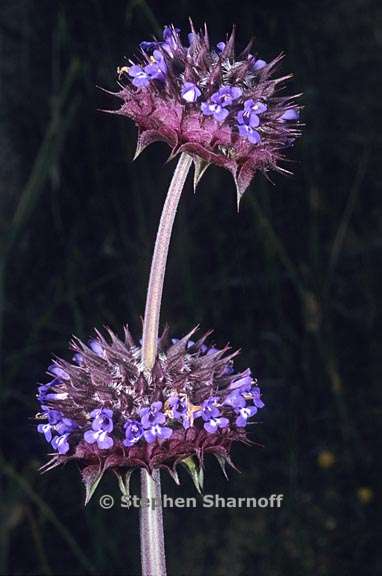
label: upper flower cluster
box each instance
[36,327,264,497]
[112,22,301,204]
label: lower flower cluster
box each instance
[35,327,264,498]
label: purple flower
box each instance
[46,409,62,423]
[171,338,196,349]
[216,41,226,53]
[245,386,265,409]
[45,391,68,401]
[140,25,180,55]
[236,108,261,144]
[55,417,77,435]
[226,375,264,410]
[144,50,167,81]
[206,346,219,356]
[223,362,235,376]
[201,86,242,122]
[48,364,69,380]
[204,416,229,434]
[140,40,160,52]
[51,433,71,454]
[201,101,229,122]
[168,395,190,429]
[194,397,221,421]
[143,424,173,443]
[37,423,54,442]
[89,339,104,357]
[84,408,114,449]
[224,389,246,409]
[37,382,53,402]
[89,408,113,432]
[253,58,267,71]
[123,420,144,447]
[162,25,180,53]
[37,410,74,443]
[128,64,151,88]
[38,381,68,402]
[181,82,201,103]
[72,352,84,365]
[187,32,197,45]
[212,86,242,106]
[280,109,299,121]
[243,98,267,115]
[140,401,166,428]
[228,374,253,391]
[168,395,186,416]
[84,429,114,450]
[38,409,77,453]
[235,405,258,427]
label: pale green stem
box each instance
[140,469,166,576]
[141,152,193,370]
[140,152,193,576]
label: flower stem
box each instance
[140,469,166,576]
[141,152,193,371]
[140,152,192,576]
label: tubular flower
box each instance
[36,327,264,501]
[112,22,301,205]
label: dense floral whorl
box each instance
[36,327,264,500]
[112,22,301,205]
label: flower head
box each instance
[112,22,301,206]
[36,326,264,501]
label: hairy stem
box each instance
[140,152,192,576]
[141,152,193,370]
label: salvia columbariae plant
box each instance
[36,21,301,576]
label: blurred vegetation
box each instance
[0,0,380,575]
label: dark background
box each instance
[0,0,380,575]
